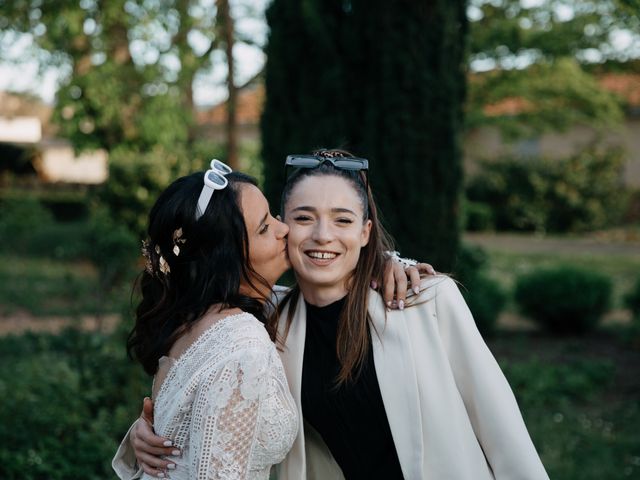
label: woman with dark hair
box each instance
[113,163,298,479]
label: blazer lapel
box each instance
[368,290,425,479]
[277,294,308,479]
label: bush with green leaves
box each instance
[0,197,54,252]
[466,144,627,233]
[463,200,495,232]
[85,208,138,293]
[453,245,507,336]
[514,266,612,334]
[0,327,148,479]
[625,276,640,321]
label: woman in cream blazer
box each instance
[275,276,549,480]
[273,149,548,480]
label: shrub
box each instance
[514,266,612,334]
[463,200,494,231]
[0,328,149,479]
[625,276,640,321]
[467,144,627,233]
[0,197,54,252]
[85,208,138,293]
[454,244,506,336]
[463,275,507,337]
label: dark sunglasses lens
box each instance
[207,171,226,185]
[333,159,367,170]
[289,157,320,168]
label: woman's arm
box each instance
[112,399,178,479]
[435,278,549,480]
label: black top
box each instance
[301,297,404,480]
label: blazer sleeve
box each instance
[111,419,143,480]
[435,277,549,480]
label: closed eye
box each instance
[293,215,313,222]
[336,218,353,224]
[259,224,270,234]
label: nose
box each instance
[276,219,289,239]
[311,219,332,243]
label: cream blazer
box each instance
[274,276,549,480]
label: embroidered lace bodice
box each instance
[142,312,297,480]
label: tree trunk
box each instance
[217,0,239,169]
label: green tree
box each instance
[262,0,468,270]
[467,0,639,137]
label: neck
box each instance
[297,278,348,307]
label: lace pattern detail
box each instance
[143,313,297,480]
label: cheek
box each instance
[285,225,303,249]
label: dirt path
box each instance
[0,311,120,336]
[464,232,640,256]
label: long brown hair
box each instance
[276,149,395,385]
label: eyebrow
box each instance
[290,206,357,216]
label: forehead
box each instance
[286,175,364,214]
[239,184,268,227]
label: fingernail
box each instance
[370,280,377,289]
[413,285,420,295]
[398,300,405,310]
[429,267,436,275]
[387,301,392,308]
[163,440,173,447]
[171,449,181,456]
[157,473,165,478]
[167,464,176,470]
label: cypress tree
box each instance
[262,0,468,271]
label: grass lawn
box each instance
[0,253,134,317]
[490,330,640,480]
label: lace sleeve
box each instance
[188,340,271,479]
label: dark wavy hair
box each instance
[127,171,274,375]
[278,149,395,385]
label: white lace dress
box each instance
[121,312,298,480]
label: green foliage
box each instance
[0,252,133,317]
[0,197,54,250]
[467,0,638,138]
[0,328,148,479]
[262,0,467,271]
[492,335,639,480]
[463,200,494,231]
[514,266,612,334]
[625,276,640,321]
[85,208,138,292]
[467,144,627,232]
[96,146,196,237]
[467,58,623,139]
[453,245,506,336]
[502,358,615,408]
[469,0,640,64]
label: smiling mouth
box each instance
[305,250,340,263]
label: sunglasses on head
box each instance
[284,154,369,189]
[195,159,232,220]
